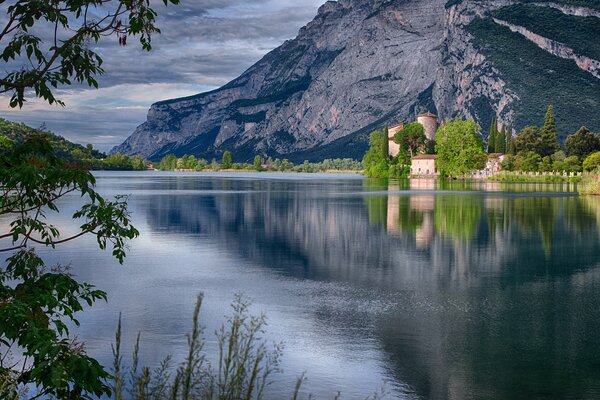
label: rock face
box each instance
[113,0,600,162]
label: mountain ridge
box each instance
[113,0,600,162]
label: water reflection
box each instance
[92,173,600,399]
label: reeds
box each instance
[111,293,288,400]
[580,170,600,195]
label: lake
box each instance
[33,171,600,399]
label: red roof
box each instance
[412,154,438,160]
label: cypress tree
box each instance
[496,124,506,153]
[488,118,497,153]
[539,105,560,157]
[383,125,390,159]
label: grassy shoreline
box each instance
[488,171,581,183]
[580,171,600,195]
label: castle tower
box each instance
[417,112,440,141]
[388,123,404,157]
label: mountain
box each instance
[113,0,600,162]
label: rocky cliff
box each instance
[113,0,600,162]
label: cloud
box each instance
[0,0,324,151]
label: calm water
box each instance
[28,172,600,399]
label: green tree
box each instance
[159,154,177,171]
[500,154,516,171]
[394,122,426,158]
[564,156,581,172]
[488,118,498,153]
[583,152,600,171]
[565,126,600,159]
[435,118,487,177]
[496,124,506,153]
[0,135,13,148]
[363,130,389,178]
[382,126,390,159]
[104,153,132,170]
[520,151,542,171]
[131,155,146,171]
[506,125,516,155]
[515,126,542,155]
[0,0,180,108]
[0,136,139,398]
[253,155,263,170]
[222,151,233,169]
[539,104,561,157]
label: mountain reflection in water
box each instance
[58,173,600,399]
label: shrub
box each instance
[583,151,600,171]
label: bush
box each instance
[583,151,600,171]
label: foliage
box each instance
[514,126,542,155]
[565,127,600,159]
[382,126,389,159]
[101,153,147,171]
[496,125,506,154]
[490,171,580,183]
[0,0,180,107]
[157,153,363,174]
[539,105,560,157]
[466,17,600,142]
[563,156,582,172]
[253,155,263,171]
[388,164,411,179]
[583,152,600,172]
[435,118,487,177]
[394,122,426,158]
[363,130,389,178]
[158,154,178,171]
[111,293,290,400]
[492,4,600,61]
[0,136,139,399]
[580,170,600,195]
[0,118,149,170]
[0,118,103,160]
[222,151,233,169]
[487,118,498,153]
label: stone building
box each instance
[416,112,440,141]
[388,112,441,157]
[411,154,438,176]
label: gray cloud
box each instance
[0,0,324,151]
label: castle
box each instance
[387,112,440,158]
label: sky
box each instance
[0,0,324,152]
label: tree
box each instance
[539,105,561,157]
[564,156,581,172]
[222,151,233,169]
[583,152,600,171]
[131,155,146,170]
[394,122,426,158]
[362,130,389,178]
[496,124,506,154]
[0,135,139,398]
[506,125,516,155]
[565,127,600,159]
[435,118,487,177]
[382,126,390,159]
[0,0,180,108]
[159,154,177,171]
[488,119,498,153]
[104,152,132,170]
[253,155,263,170]
[515,126,542,155]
